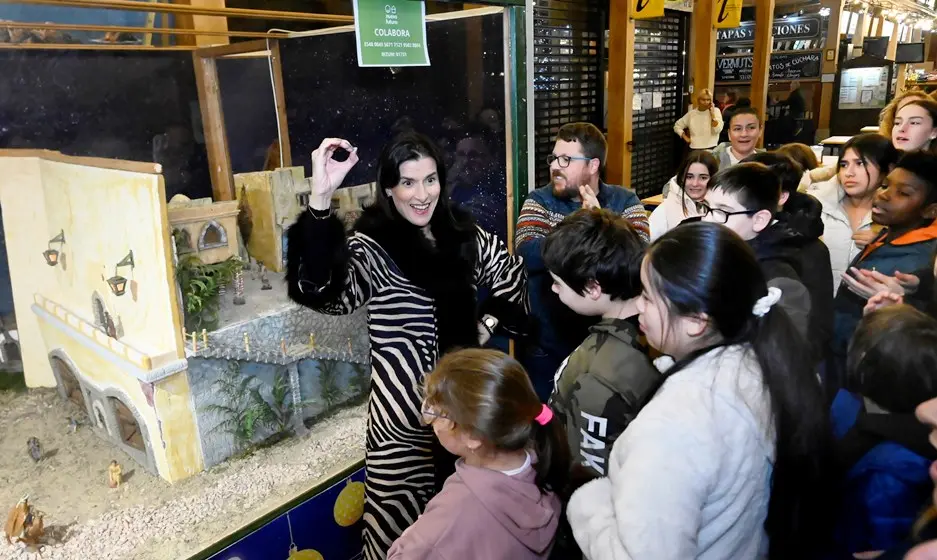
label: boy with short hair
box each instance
[702,162,813,343]
[711,106,765,169]
[829,305,937,557]
[542,208,658,478]
[831,152,937,391]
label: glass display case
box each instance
[0,3,530,559]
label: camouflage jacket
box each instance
[549,318,660,477]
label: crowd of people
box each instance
[284,88,937,560]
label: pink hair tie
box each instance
[534,404,553,426]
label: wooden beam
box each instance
[750,0,775,146]
[691,0,717,96]
[817,0,843,138]
[12,0,354,23]
[0,43,194,50]
[605,0,634,187]
[852,11,867,46]
[0,149,163,174]
[174,0,229,47]
[0,21,289,39]
[195,38,267,57]
[192,53,235,201]
[872,12,884,37]
[269,40,292,167]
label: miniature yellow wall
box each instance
[0,152,184,387]
[34,321,203,481]
[235,167,304,272]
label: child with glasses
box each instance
[698,162,813,348]
[388,349,570,560]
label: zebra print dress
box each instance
[287,205,526,560]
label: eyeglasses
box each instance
[420,401,449,426]
[547,154,593,168]
[698,203,761,224]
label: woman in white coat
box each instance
[673,89,723,151]
[567,222,832,560]
[649,151,718,241]
[809,134,899,293]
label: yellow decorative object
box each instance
[333,479,365,527]
[287,546,324,560]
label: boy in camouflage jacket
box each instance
[542,209,660,477]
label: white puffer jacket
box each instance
[649,177,706,241]
[808,177,874,294]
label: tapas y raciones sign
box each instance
[717,15,822,44]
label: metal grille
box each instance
[533,0,605,189]
[628,11,689,198]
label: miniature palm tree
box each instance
[252,367,314,440]
[349,363,370,401]
[202,361,263,455]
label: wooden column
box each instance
[175,0,229,47]
[852,11,867,46]
[691,0,717,96]
[193,53,235,200]
[750,0,775,145]
[605,0,635,187]
[871,11,884,37]
[817,0,844,139]
[886,20,899,60]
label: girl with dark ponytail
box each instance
[387,348,570,560]
[568,221,832,560]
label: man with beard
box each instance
[515,122,649,401]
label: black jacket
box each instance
[750,206,833,365]
[781,192,835,365]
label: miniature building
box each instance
[167,197,239,265]
[0,151,368,483]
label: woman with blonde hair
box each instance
[879,90,930,139]
[673,89,723,151]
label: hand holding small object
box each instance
[851,229,878,248]
[310,138,359,211]
[863,292,903,315]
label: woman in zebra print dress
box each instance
[287,134,527,560]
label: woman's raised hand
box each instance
[309,138,359,210]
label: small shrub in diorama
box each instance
[175,254,242,332]
[348,363,370,403]
[317,360,347,413]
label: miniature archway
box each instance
[198,220,227,250]
[50,355,88,411]
[91,292,106,329]
[108,396,146,452]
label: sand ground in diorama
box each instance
[0,386,367,560]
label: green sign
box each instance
[353,0,430,67]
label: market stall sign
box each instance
[716,51,822,82]
[353,0,430,67]
[717,15,822,44]
[714,0,743,28]
[632,0,665,19]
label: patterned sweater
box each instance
[515,183,649,360]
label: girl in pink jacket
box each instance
[387,349,570,560]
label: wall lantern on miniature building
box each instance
[43,230,66,266]
[107,251,135,296]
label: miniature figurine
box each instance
[27,437,41,463]
[309,333,316,348]
[67,417,82,434]
[281,339,287,355]
[260,264,272,290]
[108,460,122,488]
[4,495,44,547]
[233,270,246,305]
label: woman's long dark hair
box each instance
[675,150,719,217]
[644,222,832,559]
[373,130,474,231]
[838,133,899,191]
[423,349,571,495]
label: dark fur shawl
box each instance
[353,204,481,355]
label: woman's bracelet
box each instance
[308,206,333,220]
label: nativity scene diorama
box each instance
[0,151,374,557]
